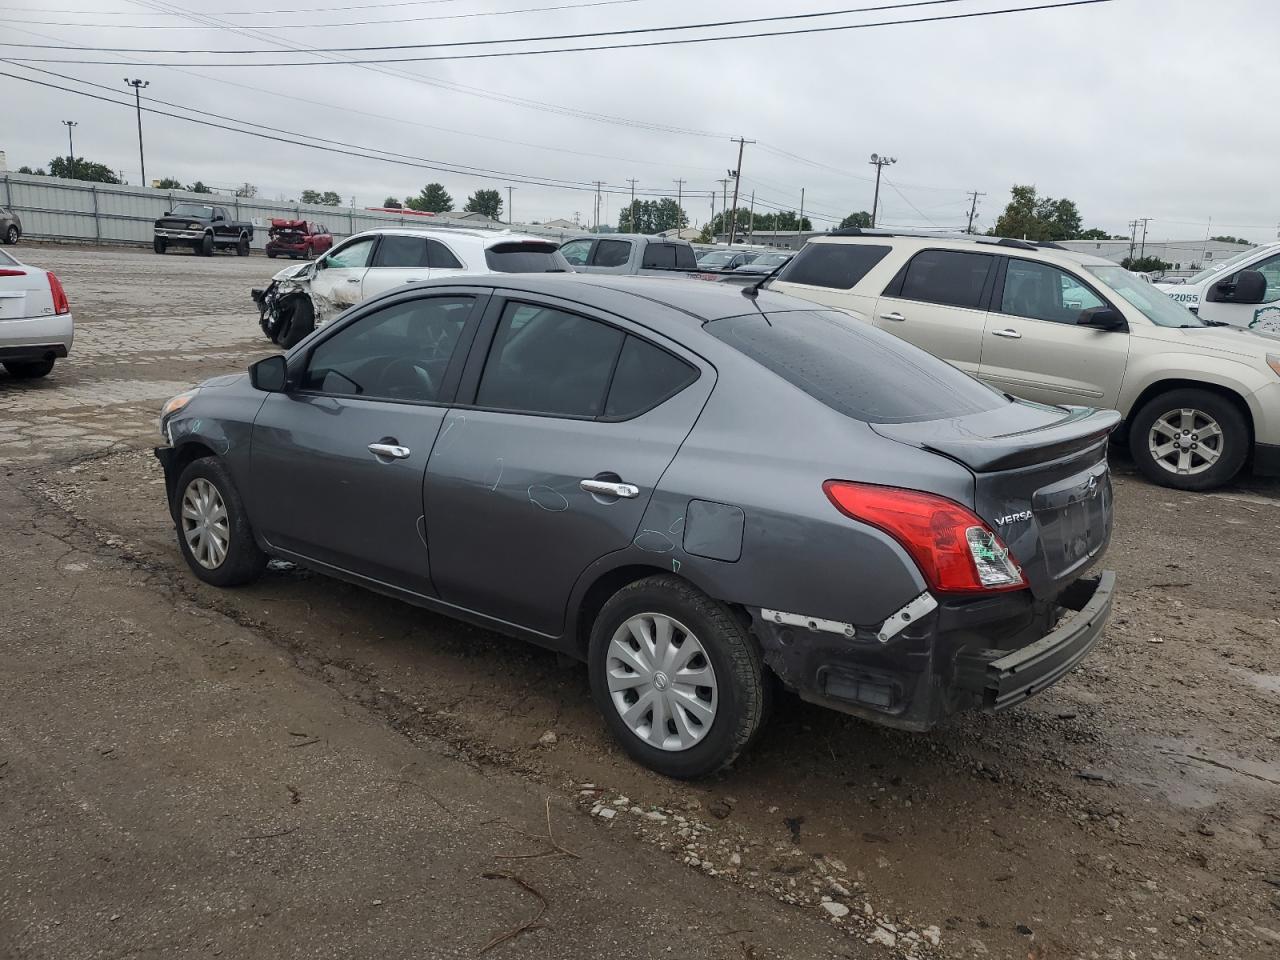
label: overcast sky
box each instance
[2,0,1276,242]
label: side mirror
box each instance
[164,210,171,216]
[249,354,288,392]
[1225,269,1266,304]
[1077,306,1127,331]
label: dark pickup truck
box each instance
[153,202,254,257]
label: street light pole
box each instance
[869,153,896,228]
[123,78,149,186]
[626,178,638,231]
[507,185,515,224]
[61,120,78,180]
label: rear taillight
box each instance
[823,481,1025,594]
[0,268,25,277]
[48,272,70,315]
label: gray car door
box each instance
[248,290,487,593]
[423,294,712,636]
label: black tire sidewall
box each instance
[588,577,762,779]
[237,236,250,256]
[3,359,53,378]
[153,237,166,254]
[278,298,315,349]
[173,457,265,587]
[5,226,17,244]
[200,233,214,256]
[1129,389,1249,490]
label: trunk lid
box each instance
[872,403,1120,600]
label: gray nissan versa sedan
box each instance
[156,275,1119,778]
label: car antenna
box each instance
[741,258,788,299]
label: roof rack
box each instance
[827,229,1071,252]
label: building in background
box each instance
[1057,238,1253,276]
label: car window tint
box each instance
[642,243,676,269]
[1250,252,1280,303]
[1000,259,1104,323]
[592,239,632,268]
[325,237,376,269]
[605,336,698,418]
[706,309,1005,424]
[476,302,624,417]
[301,296,475,403]
[775,243,891,289]
[559,239,592,265]
[484,242,568,272]
[372,234,429,268]
[427,239,464,269]
[899,250,992,308]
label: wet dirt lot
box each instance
[3,245,1279,959]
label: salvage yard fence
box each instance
[0,172,582,250]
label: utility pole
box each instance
[673,178,685,229]
[709,190,716,234]
[799,187,805,241]
[727,136,755,247]
[626,178,638,231]
[1127,219,1139,261]
[965,190,986,234]
[869,153,896,228]
[593,181,603,232]
[123,78,149,186]
[748,190,756,239]
[506,185,515,225]
[716,178,730,240]
[61,120,78,180]
[1137,217,1152,259]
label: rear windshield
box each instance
[706,309,1007,424]
[484,242,570,273]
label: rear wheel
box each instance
[267,249,277,259]
[1129,388,1248,490]
[236,234,250,257]
[173,457,266,587]
[3,358,54,379]
[588,575,769,779]
[198,233,214,257]
[153,236,167,254]
[277,297,315,348]
[4,225,18,244]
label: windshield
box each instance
[1185,247,1259,285]
[697,251,737,267]
[1084,265,1205,327]
[484,242,570,273]
[751,253,792,267]
[170,203,214,219]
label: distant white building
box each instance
[1057,238,1253,275]
[540,218,579,230]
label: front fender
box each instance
[1118,352,1273,431]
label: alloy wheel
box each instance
[1148,407,1223,477]
[181,477,230,569]
[606,613,718,752]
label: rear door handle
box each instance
[992,328,1022,339]
[580,479,640,499]
[879,312,906,322]
[368,442,411,460]
[347,277,361,284]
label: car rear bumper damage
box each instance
[749,571,1115,731]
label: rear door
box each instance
[426,237,468,280]
[363,234,431,300]
[309,235,378,322]
[423,294,711,635]
[978,257,1129,408]
[871,248,995,375]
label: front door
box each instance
[308,235,377,323]
[1197,250,1280,332]
[871,248,995,375]
[249,291,484,593]
[978,258,1129,408]
[424,297,710,636]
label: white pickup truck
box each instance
[1154,240,1280,332]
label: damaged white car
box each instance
[252,228,570,347]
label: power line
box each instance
[3,1,1117,66]
[0,0,489,14]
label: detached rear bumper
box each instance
[955,571,1114,711]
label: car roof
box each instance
[562,233,692,245]
[347,227,556,249]
[809,231,1117,267]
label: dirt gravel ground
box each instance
[3,244,1279,960]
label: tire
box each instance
[277,297,315,349]
[1128,388,1249,491]
[153,236,167,254]
[173,457,267,587]
[3,358,54,379]
[588,575,769,779]
[199,232,214,257]
[267,250,277,259]
[6,224,22,244]
[236,234,250,257]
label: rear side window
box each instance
[673,245,697,269]
[592,239,632,268]
[484,241,568,273]
[559,239,592,265]
[642,243,677,269]
[604,337,698,418]
[896,250,992,309]
[373,234,428,268]
[427,239,464,269]
[775,243,890,289]
[706,309,1005,424]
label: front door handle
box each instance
[347,277,361,284]
[368,442,411,460]
[580,479,640,499]
[879,311,906,322]
[992,328,1022,339]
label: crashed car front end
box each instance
[251,261,314,346]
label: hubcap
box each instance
[1148,408,1223,477]
[606,613,718,752]
[181,477,230,569]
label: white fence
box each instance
[0,172,582,250]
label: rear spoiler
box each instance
[872,407,1122,473]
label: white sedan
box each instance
[0,247,73,379]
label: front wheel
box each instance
[3,358,54,379]
[4,225,18,244]
[1129,388,1249,490]
[173,457,267,587]
[236,234,250,257]
[588,575,769,778]
[153,236,167,254]
[277,296,314,349]
[198,233,214,257]
[266,249,277,259]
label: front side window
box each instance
[324,237,376,270]
[476,302,624,417]
[1248,252,1280,303]
[999,259,1105,323]
[301,296,475,402]
[559,239,592,265]
[775,242,891,289]
[372,234,429,268]
[898,250,993,309]
[592,239,632,268]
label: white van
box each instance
[1154,240,1280,332]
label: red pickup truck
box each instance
[265,219,333,260]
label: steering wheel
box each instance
[381,356,436,399]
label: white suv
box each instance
[771,231,1280,490]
